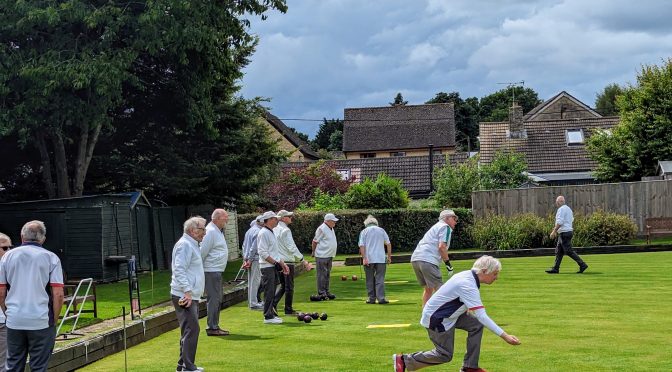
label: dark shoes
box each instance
[577,264,589,274]
[378,299,389,304]
[206,328,229,336]
[545,268,559,274]
[284,309,298,315]
[461,368,488,372]
[326,293,336,300]
[365,299,376,304]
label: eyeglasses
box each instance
[0,245,13,251]
[196,227,206,231]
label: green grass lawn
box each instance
[58,259,245,332]
[81,252,672,371]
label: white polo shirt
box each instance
[257,227,281,269]
[313,223,337,258]
[555,205,574,233]
[421,270,504,336]
[170,234,205,301]
[411,221,452,267]
[274,222,304,263]
[358,225,390,264]
[200,221,228,272]
[0,243,64,330]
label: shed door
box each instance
[135,206,153,271]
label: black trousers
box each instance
[261,266,280,319]
[273,264,296,312]
[552,231,586,270]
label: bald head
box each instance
[555,196,565,207]
[211,209,229,229]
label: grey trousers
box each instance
[6,326,56,372]
[0,324,6,370]
[248,259,262,307]
[172,295,200,371]
[364,263,387,301]
[403,313,484,371]
[273,264,296,313]
[552,231,587,270]
[316,257,333,295]
[261,267,279,319]
[204,272,223,330]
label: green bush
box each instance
[238,208,474,254]
[471,211,637,250]
[573,211,637,247]
[297,189,348,211]
[345,174,410,209]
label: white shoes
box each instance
[263,316,283,324]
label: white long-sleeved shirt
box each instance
[170,233,205,301]
[313,223,337,258]
[274,221,304,263]
[420,270,504,336]
[555,205,574,233]
[257,227,281,269]
[242,221,261,261]
[200,221,228,272]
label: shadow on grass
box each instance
[218,334,267,341]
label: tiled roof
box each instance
[524,91,601,121]
[265,111,320,160]
[343,103,455,152]
[284,153,469,196]
[479,117,619,173]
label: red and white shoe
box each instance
[392,354,405,372]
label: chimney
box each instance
[509,103,524,133]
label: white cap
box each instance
[324,213,339,222]
[260,211,280,221]
[255,214,264,223]
[439,209,457,221]
[277,210,294,218]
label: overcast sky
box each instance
[240,0,672,138]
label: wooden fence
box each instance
[471,179,672,233]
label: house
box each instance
[479,93,619,186]
[342,103,456,159]
[263,111,319,162]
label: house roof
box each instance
[284,152,469,196]
[265,111,320,160]
[342,103,455,152]
[479,117,619,173]
[524,91,602,121]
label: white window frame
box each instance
[566,129,585,145]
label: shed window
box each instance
[566,129,584,145]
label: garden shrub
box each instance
[297,189,348,211]
[573,211,637,246]
[238,208,473,254]
[345,173,410,209]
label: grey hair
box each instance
[472,255,501,275]
[556,195,565,205]
[183,216,206,233]
[363,215,378,226]
[211,208,228,221]
[0,232,10,243]
[21,220,46,242]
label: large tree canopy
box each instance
[0,0,288,202]
[426,92,479,151]
[595,83,624,116]
[479,86,542,122]
[588,59,672,181]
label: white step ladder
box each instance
[57,278,94,339]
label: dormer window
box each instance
[566,129,584,145]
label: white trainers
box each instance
[263,316,283,324]
[176,366,204,372]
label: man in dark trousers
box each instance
[546,195,588,274]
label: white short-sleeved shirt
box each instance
[420,270,503,336]
[555,205,574,233]
[257,227,281,269]
[313,223,337,258]
[358,225,390,264]
[0,243,64,330]
[411,221,452,267]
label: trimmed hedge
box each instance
[237,209,474,254]
[471,211,637,250]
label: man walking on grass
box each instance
[394,256,521,372]
[546,195,588,274]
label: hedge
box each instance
[237,209,474,254]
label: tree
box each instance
[480,151,529,190]
[0,0,288,199]
[595,83,624,116]
[426,92,480,151]
[289,127,310,143]
[328,130,343,151]
[313,118,343,151]
[588,59,672,181]
[479,86,542,122]
[390,92,408,106]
